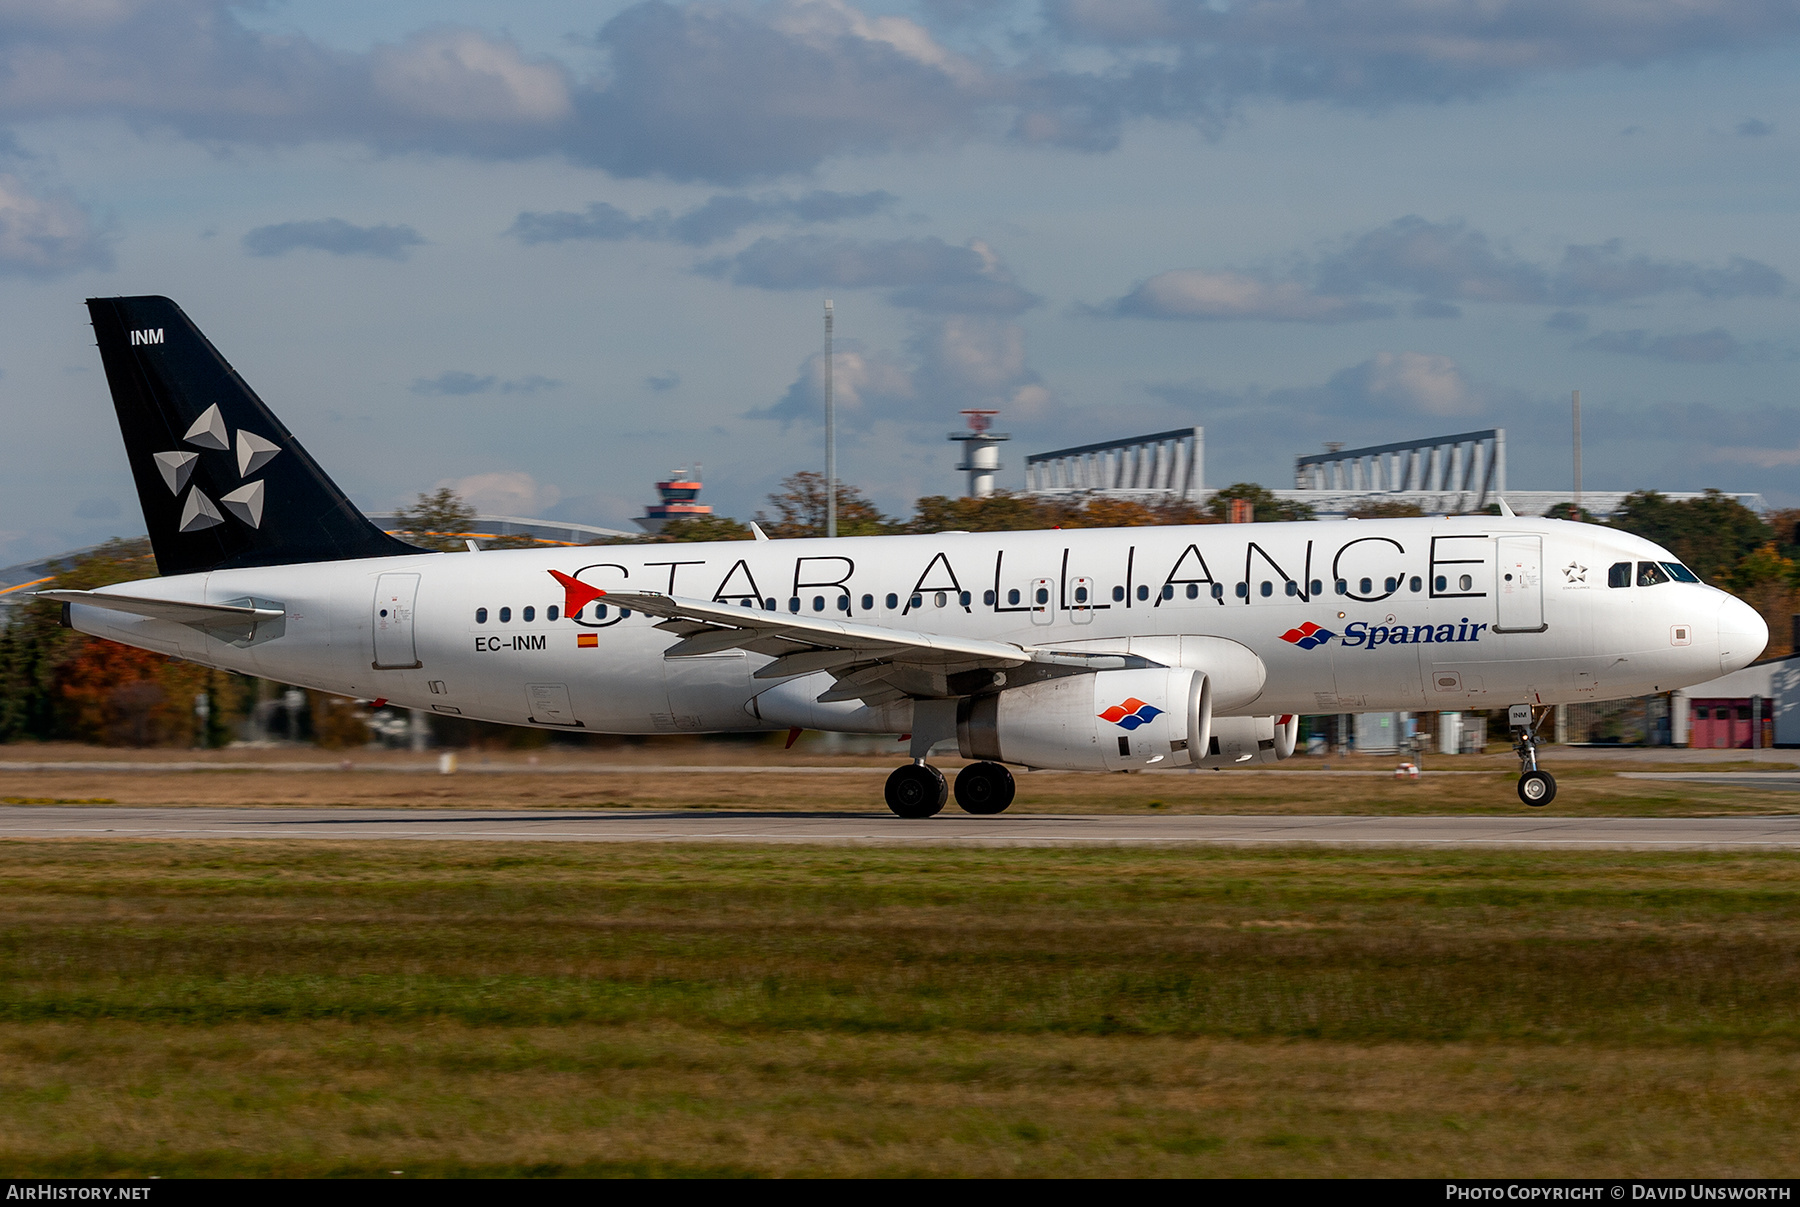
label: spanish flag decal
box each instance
[577,633,598,648]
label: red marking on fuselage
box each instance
[549,569,608,616]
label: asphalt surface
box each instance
[4,806,1799,848]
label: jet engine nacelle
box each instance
[1191,714,1300,767]
[958,668,1212,772]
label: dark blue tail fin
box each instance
[87,295,421,576]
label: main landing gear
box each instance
[883,761,1016,818]
[1510,704,1557,808]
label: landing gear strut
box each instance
[1510,705,1557,807]
[885,762,948,818]
[954,761,1015,815]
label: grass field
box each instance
[3,751,1799,816]
[3,840,1799,1176]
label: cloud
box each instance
[73,497,120,519]
[1323,351,1479,418]
[411,370,562,395]
[1545,310,1589,332]
[706,235,1039,314]
[243,218,425,260]
[432,471,561,516]
[1111,269,1393,322]
[1737,118,1774,137]
[0,173,111,277]
[1579,328,1742,363]
[5,1,1800,183]
[646,371,680,392]
[1108,217,1788,323]
[750,314,1048,429]
[508,189,894,247]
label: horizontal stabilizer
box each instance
[39,589,284,628]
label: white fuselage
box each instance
[68,516,1765,736]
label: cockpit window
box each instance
[1662,562,1700,583]
[1637,561,1671,586]
[1608,562,1632,589]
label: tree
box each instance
[658,515,752,542]
[1205,483,1316,523]
[1609,490,1772,585]
[755,472,893,538]
[0,539,251,746]
[392,488,475,552]
[1543,502,1602,524]
[1348,501,1426,519]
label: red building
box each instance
[634,467,712,534]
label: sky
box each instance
[1,0,1798,562]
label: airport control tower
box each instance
[949,410,1009,498]
[634,466,713,534]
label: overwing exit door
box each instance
[1494,536,1546,633]
[372,573,422,668]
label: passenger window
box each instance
[1235,582,1249,598]
[1211,583,1224,600]
[813,596,825,611]
[1162,585,1175,600]
[1384,577,1398,592]
[861,594,874,610]
[789,598,801,612]
[1359,578,1372,594]
[1074,585,1088,603]
[573,608,584,620]
[595,605,608,619]
[764,598,777,611]
[1310,579,1322,596]
[1113,586,1126,602]
[985,590,996,606]
[1608,562,1632,588]
[1260,582,1273,597]
[621,609,632,619]
[475,608,488,623]
[1409,576,1422,593]
[1033,588,1048,606]
[959,591,972,607]
[547,606,559,621]
[886,593,899,609]
[1434,576,1447,592]
[1285,581,1298,596]
[1136,585,1150,601]
[1335,580,1347,595]
[836,596,850,611]
[912,594,925,609]
[499,607,511,622]
[1663,562,1700,583]
[1186,584,1199,599]
[523,606,535,622]
[1007,589,1020,606]
[1459,574,1472,591]
[1638,561,1671,586]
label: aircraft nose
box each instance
[1716,594,1768,674]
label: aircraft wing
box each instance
[603,591,1146,706]
[37,590,284,628]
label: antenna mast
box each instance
[824,299,836,539]
[1572,389,1582,517]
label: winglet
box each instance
[549,569,608,616]
[750,522,771,541]
[1496,497,1517,518]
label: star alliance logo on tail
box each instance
[1098,698,1163,730]
[1280,621,1335,650]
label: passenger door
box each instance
[1494,536,1545,633]
[372,573,422,669]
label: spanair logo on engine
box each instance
[1280,621,1336,650]
[1098,698,1163,730]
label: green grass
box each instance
[2,841,1798,1175]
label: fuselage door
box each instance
[1494,536,1546,633]
[1029,577,1054,626]
[372,572,422,668]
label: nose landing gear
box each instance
[1510,704,1557,807]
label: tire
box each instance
[955,761,1016,815]
[1517,769,1557,807]
[886,764,948,818]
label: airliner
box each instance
[44,297,1767,816]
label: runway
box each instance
[4,805,1800,848]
